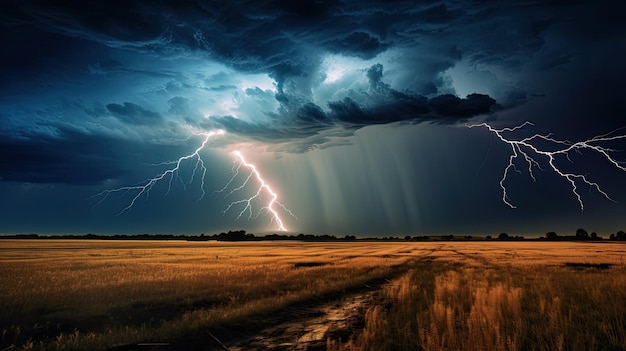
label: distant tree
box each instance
[546,232,559,240]
[610,233,616,240]
[575,228,589,240]
[404,235,412,241]
[217,230,255,241]
[317,234,337,241]
[591,232,599,240]
[617,231,626,241]
[485,235,492,240]
[498,232,510,240]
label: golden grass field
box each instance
[1,239,625,350]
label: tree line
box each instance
[542,228,626,241]
[1,228,625,241]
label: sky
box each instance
[1,0,625,237]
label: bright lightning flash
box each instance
[469,122,626,210]
[92,129,295,232]
[217,151,295,231]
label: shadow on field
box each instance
[564,262,613,270]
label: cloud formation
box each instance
[106,102,163,126]
[1,0,618,183]
[211,62,495,149]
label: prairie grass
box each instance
[0,240,423,350]
[2,240,625,350]
[330,243,626,351]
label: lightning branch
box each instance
[91,129,294,231]
[468,122,626,210]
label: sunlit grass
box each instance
[330,243,626,351]
[2,240,625,350]
[0,240,421,350]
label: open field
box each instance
[1,240,625,350]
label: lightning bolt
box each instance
[217,151,295,231]
[92,129,295,231]
[469,122,626,210]
[91,129,225,215]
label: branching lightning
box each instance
[469,122,626,210]
[92,129,294,231]
[216,151,295,231]
[92,129,224,214]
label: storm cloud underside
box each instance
[1,0,625,235]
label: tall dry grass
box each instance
[0,240,422,350]
[331,257,626,351]
[3,240,625,350]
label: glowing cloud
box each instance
[469,122,626,210]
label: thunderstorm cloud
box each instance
[0,0,536,182]
[1,0,625,237]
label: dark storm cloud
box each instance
[1,0,625,237]
[4,0,617,83]
[428,94,496,117]
[0,99,188,184]
[212,64,495,148]
[412,4,462,24]
[1,0,549,106]
[0,116,202,184]
[0,129,125,184]
[0,1,459,83]
[106,102,163,126]
[324,32,388,59]
[213,92,495,142]
[1,0,618,176]
[44,0,326,74]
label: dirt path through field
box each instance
[201,255,439,351]
[225,288,375,350]
[110,277,388,351]
[109,251,437,351]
